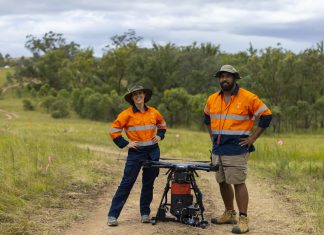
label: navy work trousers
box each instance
[108,145,160,218]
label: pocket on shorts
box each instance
[215,166,225,183]
[226,166,247,184]
[211,154,219,165]
[243,153,250,162]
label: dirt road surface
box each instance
[63,165,313,235]
[0,109,18,120]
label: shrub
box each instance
[50,99,69,118]
[40,96,57,112]
[38,84,50,97]
[22,99,34,111]
[51,109,68,119]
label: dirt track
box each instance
[0,109,18,120]
[63,161,313,235]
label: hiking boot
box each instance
[211,210,237,224]
[232,215,249,234]
[107,216,118,226]
[141,214,151,223]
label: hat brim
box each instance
[214,71,241,79]
[124,88,153,104]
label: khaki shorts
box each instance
[211,153,249,185]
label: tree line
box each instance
[2,30,324,132]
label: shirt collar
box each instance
[218,84,239,96]
[132,104,148,113]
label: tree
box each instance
[59,49,99,89]
[189,93,208,129]
[175,42,221,94]
[147,42,180,92]
[314,96,324,128]
[160,88,191,127]
[35,49,68,89]
[0,53,4,66]
[25,31,79,59]
[105,29,143,50]
[296,100,312,128]
[100,30,144,95]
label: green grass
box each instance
[0,97,323,234]
[251,136,324,233]
[159,128,212,160]
[0,98,116,234]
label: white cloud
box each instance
[0,0,324,57]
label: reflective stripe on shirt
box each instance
[136,140,155,146]
[210,114,250,121]
[211,130,251,135]
[127,125,156,131]
[253,104,268,118]
[157,122,167,128]
[110,128,122,133]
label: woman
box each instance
[108,85,167,226]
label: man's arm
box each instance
[239,114,272,148]
[239,126,265,149]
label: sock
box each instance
[239,212,247,217]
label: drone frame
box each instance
[143,160,219,228]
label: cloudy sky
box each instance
[1,0,324,57]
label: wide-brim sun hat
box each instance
[214,64,241,79]
[124,85,153,104]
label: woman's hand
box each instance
[126,141,138,149]
[152,135,161,144]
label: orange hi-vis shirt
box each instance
[110,106,167,148]
[204,85,272,154]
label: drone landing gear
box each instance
[151,168,208,228]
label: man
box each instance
[204,65,272,234]
[108,85,167,226]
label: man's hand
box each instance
[239,127,266,149]
[152,135,161,144]
[126,141,138,149]
[239,135,257,149]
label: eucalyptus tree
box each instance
[23,31,81,90]
[25,31,79,59]
[175,42,221,95]
[59,49,99,89]
[100,29,143,95]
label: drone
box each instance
[142,160,219,228]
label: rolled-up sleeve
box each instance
[258,114,272,128]
[156,110,167,140]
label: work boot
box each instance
[141,214,151,223]
[211,209,237,224]
[232,215,249,234]
[107,216,118,226]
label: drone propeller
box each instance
[142,160,219,172]
[188,160,211,163]
[160,157,182,161]
[115,157,211,163]
[160,156,211,163]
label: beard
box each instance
[220,81,235,91]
